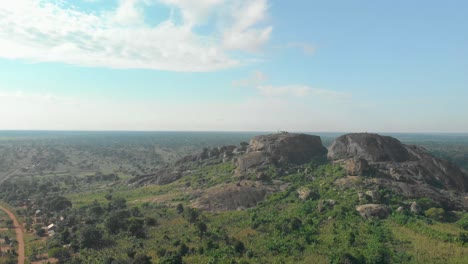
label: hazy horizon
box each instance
[1,130,467,135]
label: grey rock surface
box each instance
[356,204,391,219]
[329,133,468,210]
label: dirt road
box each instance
[0,205,25,264]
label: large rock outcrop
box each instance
[329,133,468,210]
[328,133,412,162]
[128,168,183,186]
[356,204,391,219]
[237,133,327,173]
[191,182,275,212]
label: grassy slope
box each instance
[62,163,468,263]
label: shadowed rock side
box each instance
[237,133,328,173]
[329,133,468,210]
[328,133,412,162]
[128,132,328,212]
[142,132,328,185]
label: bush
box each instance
[179,243,189,256]
[459,232,468,245]
[144,217,157,226]
[183,207,199,223]
[128,217,146,238]
[456,214,468,230]
[48,247,70,260]
[132,254,152,264]
[176,203,184,214]
[425,207,445,221]
[79,225,104,249]
[234,240,246,254]
[416,198,439,211]
[196,221,207,237]
[159,253,182,264]
[362,238,390,264]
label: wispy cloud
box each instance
[287,42,317,56]
[222,0,272,52]
[232,71,267,87]
[0,0,273,72]
[257,85,311,97]
[232,71,348,99]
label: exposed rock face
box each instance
[345,158,370,176]
[297,187,313,201]
[132,132,328,190]
[175,145,237,165]
[329,133,412,162]
[237,151,272,172]
[329,133,468,210]
[249,133,327,164]
[237,133,327,173]
[128,168,183,186]
[365,190,381,202]
[356,204,391,219]
[191,182,273,212]
[410,201,420,214]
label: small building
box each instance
[47,224,56,231]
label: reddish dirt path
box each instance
[0,205,25,264]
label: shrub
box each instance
[196,221,207,237]
[459,232,468,245]
[416,198,439,211]
[176,203,184,214]
[145,217,158,226]
[128,217,146,238]
[132,254,152,264]
[48,247,70,260]
[456,214,468,230]
[79,225,104,249]
[234,240,246,254]
[179,243,189,256]
[425,207,445,222]
[159,253,182,264]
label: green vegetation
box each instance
[0,132,467,263]
[1,160,467,263]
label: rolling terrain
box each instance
[0,131,467,264]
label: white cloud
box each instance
[159,0,224,27]
[233,72,348,99]
[113,0,145,25]
[257,85,311,97]
[0,0,273,71]
[223,0,272,52]
[256,85,348,98]
[232,71,267,87]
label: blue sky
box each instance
[0,0,467,132]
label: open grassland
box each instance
[390,224,468,264]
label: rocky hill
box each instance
[236,133,327,173]
[329,133,468,210]
[129,132,468,212]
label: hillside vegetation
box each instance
[0,132,467,264]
